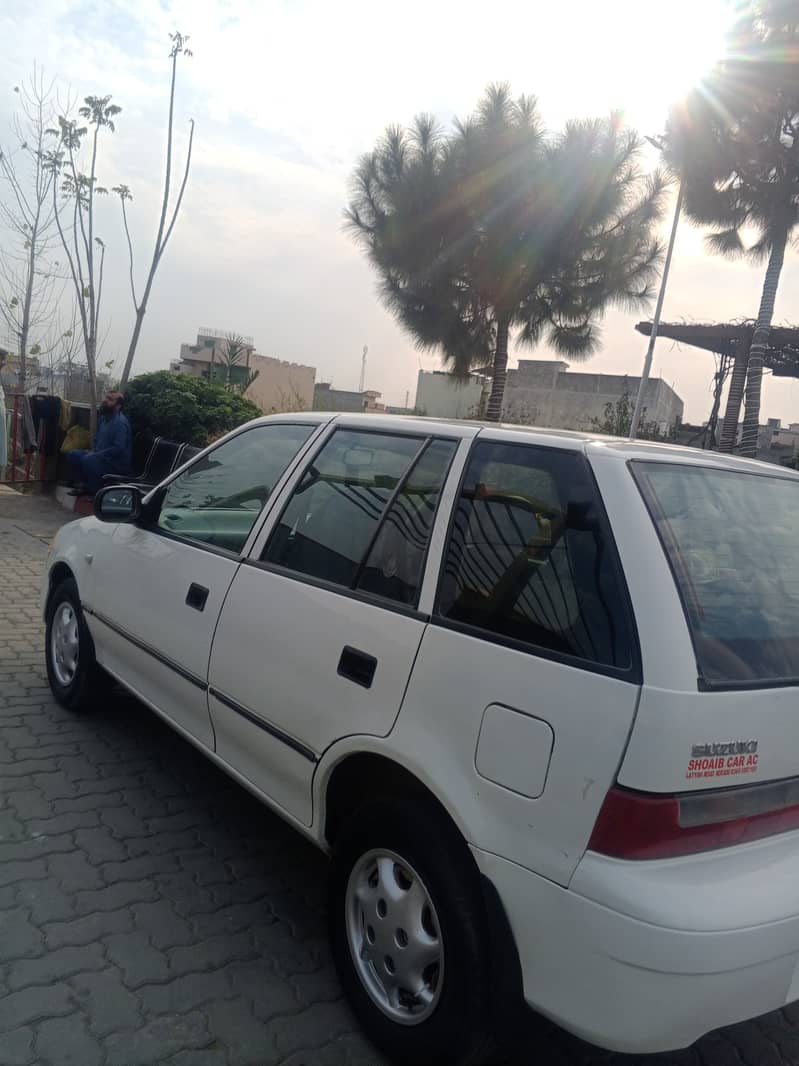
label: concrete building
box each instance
[414,370,487,419]
[754,419,799,465]
[173,329,257,390]
[172,329,316,413]
[313,382,384,413]
[242,356,315,414]
[672,418,799,467]
[502,360,683,433]
[414,360,683,433]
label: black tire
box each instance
[329,795,496,1066]
[45,578,104,711]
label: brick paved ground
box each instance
[2,488,799,1065]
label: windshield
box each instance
[633,461,799,689]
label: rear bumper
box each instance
[474,842,799,1053]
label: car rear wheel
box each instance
[329,796,496,1065]
[46,578,104,711]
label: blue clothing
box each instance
[66,410,132,494]
[93,410,132,471]
[66,449,102,494]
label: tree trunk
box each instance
[18,219,39,451]
[738,233,787,459]
[87,336,98,441]
[120,306,147,390]
[485,316,510,422]
[718,342,748,453]
[117,54,194,389]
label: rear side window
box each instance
[358,438,457,604]
[437,441,634,671]
[263,430,455,606]
[633,462,799,688]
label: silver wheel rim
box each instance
[50,602,79,687]
[345,848,444,1026]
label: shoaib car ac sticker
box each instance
[686,740,758,781]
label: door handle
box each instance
[337,645,377,689]
[186,583,209,611]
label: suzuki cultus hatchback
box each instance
[43,413,799,1064]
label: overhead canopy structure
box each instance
[634,321,799,378]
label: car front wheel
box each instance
[329,796,496,1065]
[46,578,104,711]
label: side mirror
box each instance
[94,484,145,523]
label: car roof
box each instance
[249,411,799,479]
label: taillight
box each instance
[588,777,799,860]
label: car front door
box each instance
[207,424,461,824]
[86,419,322,747]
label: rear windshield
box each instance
[633,461,799,689]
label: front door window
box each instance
[157,423,314,554]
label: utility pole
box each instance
[358,345,368,393]
[630,136,684,441]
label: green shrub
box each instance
[125,371,261,447]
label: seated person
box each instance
[66,390,133,495]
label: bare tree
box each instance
[33,300,82,395]
[116,32,194,389]
[45,95,120,437]
[0,67,64,444]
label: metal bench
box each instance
[103,437,187,489]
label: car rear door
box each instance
[390,429,642,885]
[207,421,464,825]
[87,419,323,747]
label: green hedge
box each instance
[125,371,261,447]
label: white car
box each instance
[42,412,799,1064]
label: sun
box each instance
[653,0,733,104]
[519,0,738,134]
[617,0,736,128]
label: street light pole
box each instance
[629,157,684,440]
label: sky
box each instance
[1,0,798,425]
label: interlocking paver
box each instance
[102,852,182,884]
[47,849,105,892]
[169,1051,230,1066]
[137,968,238,1014]
[104,930,171,987]
[0,906,45,959]
[130,899,195,949]
[68,967,142,1036]
[73,878,160,915]
[0,1025,36,1066]
[0,863,51,902]
[0,982,74,1030]
[16,878,75,923]
[103,1011,212,1066]
[45,906,134,948]
[167,929,260,977]
[8,943,106,990]
[34,1014,104,1066]
[3,487,799,1066]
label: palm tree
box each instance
[346,84,666,421]
[216,332,259,394]
[665,2,799,456]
